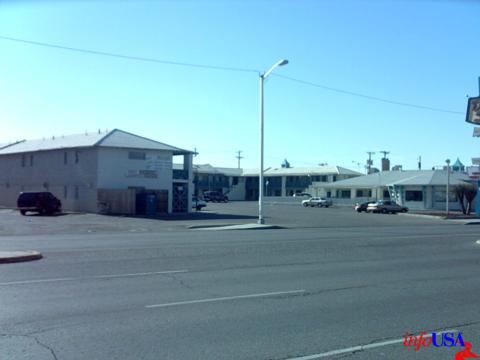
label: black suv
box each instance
[17,192,62,215]
[203,191,228,202]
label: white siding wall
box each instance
[97,148,174,212]
[0,148,98,212]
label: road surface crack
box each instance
[164,272,195,291]
[0,333,58,360]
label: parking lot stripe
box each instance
[145,289,306,309]
[0,270,188,286]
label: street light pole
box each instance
[258,59,288,224]
[446,159,451,217]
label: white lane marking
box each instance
[146,289,306,309]
[0,270,188,286]
[92,270,187,279]
[287,329,458,359]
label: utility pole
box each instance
[236,150,244,169]
[446,159,451,217]
[366,151,375,174]
[193,148,199,157]
[379,151,390,159]
[418,156,422,170]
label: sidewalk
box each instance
[399,211,480,224]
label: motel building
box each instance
[0,129,193,215]
[178,164,362,201]
[310,169,474,211]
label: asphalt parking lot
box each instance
[0,201,450,236]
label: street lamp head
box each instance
[263,59,289,79]
[446,159,451,165]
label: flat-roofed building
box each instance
[312,169,473,211]
[178,164,362,200]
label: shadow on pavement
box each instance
[101,212,257,221]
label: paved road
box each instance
[1,204,480,359]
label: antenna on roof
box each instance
[52,135,55,140]
[98,129,101,134]
[193,148,199,157]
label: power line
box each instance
[0,35,259,74]
[272,73,464,115]
[0,35,464,115]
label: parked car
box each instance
[302,197,332,207]
[17,191,62,215]
[192,196,207,211]
[203,191,228,202]
[367,200,408,214]
[293,192,311,197]
[354,201,375,213]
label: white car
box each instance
[192,196,207,211]
[302,197,332,208]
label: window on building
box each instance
[74,186,79,199]
[405,190,423,201]
[332,175,337,182]
[356,189,372,197]
[232,177,239,185]
[340,190,351,198]
[64,152,68,165]
[128,151,146,160]
[383,190,391,199]
[21,154,26,167]
[30,155,34,166]
[75,151,80,164]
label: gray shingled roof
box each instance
[0,129,192,155]
[322,170,472,188]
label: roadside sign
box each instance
[466,97,480,124]
[473,128,480,137]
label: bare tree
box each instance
[454,184,467,214]
[454,183,477,215]
[465,185,478,215]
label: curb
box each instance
[397,213,444,220]
[194,223,285,231]
[188,224,236,229]
[0,251,43,264]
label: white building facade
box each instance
[0,129,193,214]
[311,170,474,211]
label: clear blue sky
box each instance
[0,0,478,171]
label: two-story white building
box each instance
[0,129,193,214]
